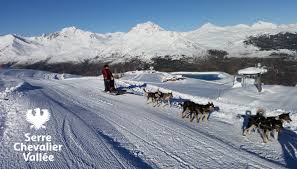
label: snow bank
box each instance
[0,83,24,99]
[172,71,224,75]
[238,67,267,75]
[0,69,78,80]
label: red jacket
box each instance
[101,68,113,80]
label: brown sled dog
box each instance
[181,101,215,123]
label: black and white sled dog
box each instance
[156,91,173,107]
[243,108,292,143]
[143,88,161,106]
[181,100,215,123]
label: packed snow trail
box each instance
[0,69,296,169]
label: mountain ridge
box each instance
[1,21,297,65]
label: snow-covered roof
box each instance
[238,67,267,75]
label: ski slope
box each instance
[0,69,296,169]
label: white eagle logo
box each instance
[26,108,50,130]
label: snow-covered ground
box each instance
[0,69,296,169]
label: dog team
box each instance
[143,88,215,123]
[143,88,292,143]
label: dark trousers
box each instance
[104,79,115,92]
[104,79,111,91]
[255,83,262,92]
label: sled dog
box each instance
[243,109,292,143]
[156,91,173,107]
[143,88,161,106]
[181,101,215,123]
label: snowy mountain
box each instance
[185,21,297,57]
[1,21,297,65]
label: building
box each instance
[233,65,267,92]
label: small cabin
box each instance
[233,65,267,88]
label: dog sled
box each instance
[104,79,126,95]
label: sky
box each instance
[1,0,297,36]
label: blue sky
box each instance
[1,0,297,36]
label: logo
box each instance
[14,108,63,162]
[26,108,50,130]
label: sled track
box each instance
[39,82,198,168]
[140,112,284,169]
[45,81,284,169]
[40,91,129,169]
[95,104,281,169]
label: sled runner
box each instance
[103,89,127,96]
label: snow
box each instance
[1,21,297,64]
[129,21,165,33]
[1,69,296,168]
[185,20,297,58]
[238,67,268,75]
[251,21,278,29]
